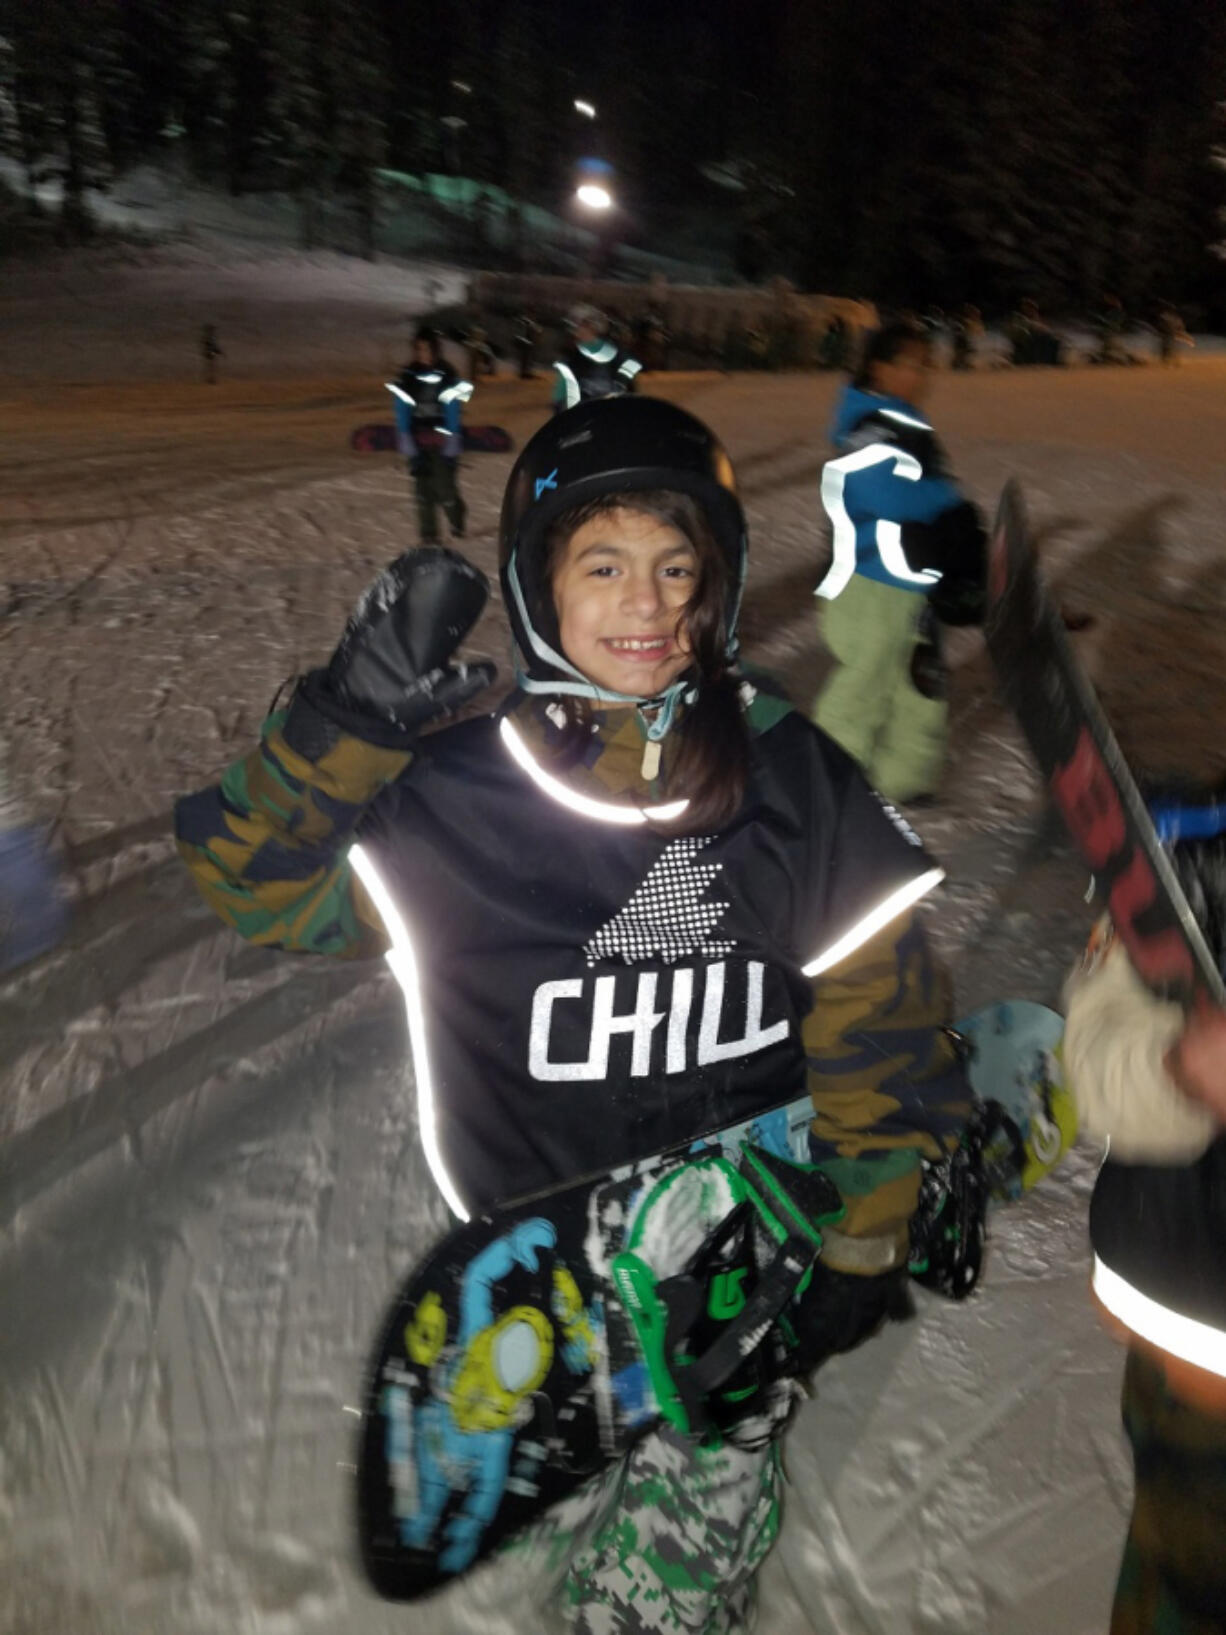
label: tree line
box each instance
[1,0,1223,315]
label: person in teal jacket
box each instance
[812,320,985,804]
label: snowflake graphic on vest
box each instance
[584,837,736,967]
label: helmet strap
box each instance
[515,664,690,740]
[506,543,743,745]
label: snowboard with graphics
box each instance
[983,481,1224,1006]
[355,1102,841,1601]
[907,999,1074,1299]
[955,999,1075,1197]
[350,422,514,454]
[353,996,1075,1600]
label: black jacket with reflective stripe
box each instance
[1090,1140,1226,1345]
[355,710,932,1214]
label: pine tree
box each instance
[333,3,388,259]
[1,0,115,236]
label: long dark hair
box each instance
[852,320,930,389]
[543,490,750,833]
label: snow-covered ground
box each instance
[3,257,1226,1633]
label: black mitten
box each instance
[789,1263,913,1375]
[322,547,495,733]
[903,500,988,627]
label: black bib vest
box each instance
[357,711,928,1214]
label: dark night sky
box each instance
[4,0,1225,312]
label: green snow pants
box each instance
[410,451,466,544]
[813,573,947,803]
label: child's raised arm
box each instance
[175,548,495,957]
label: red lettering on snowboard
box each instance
[1110,849,1195,988]
[1052,728,1195,989]
[1051,729,1126,868]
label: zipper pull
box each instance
[640,738,661,781]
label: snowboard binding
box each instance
[611,1148,844,1448]
[906,1096,1014,1300]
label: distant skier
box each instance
[1007,299,1061,367]
[922,305,949,366]
[389,326,472,545]
[1094,293,1129,365]
[550,304,642,413]
[463,317,495,382]
[513,311,541,379]
[200,323,223,385]
[817,313,852,371]
[1064,794,1226,1634]
[636,305,670,372]
[812,320,986,804]
[1156,303,1192,367]
[950,304,982,371]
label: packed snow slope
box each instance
[4,320,1226,1633]
[0,233,472,386]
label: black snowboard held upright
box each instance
[982,481,1224,1005]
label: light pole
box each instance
[573,159,617,277]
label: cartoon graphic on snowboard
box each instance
[355,996,1072,1601]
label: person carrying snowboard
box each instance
[812,319,986,805]
[550,304,642,414]
[175,395,972,1632]
[390,325,473,544]
[1064,800,1226,1635]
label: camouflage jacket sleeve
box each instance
[174,680,415,958]
[803,910,972,1269]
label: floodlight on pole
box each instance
[574,99,597,119]
[576,183,613,211]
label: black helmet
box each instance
[498,396,746,699]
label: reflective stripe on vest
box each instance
[815,443,942,600]
[1093,1253,1226,1381]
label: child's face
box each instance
[552,508,696,697]
[872,340,933,406]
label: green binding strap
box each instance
[610,1150,845,1435]
[611,1250,692,1431]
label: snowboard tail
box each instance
[983,482,1223,1005]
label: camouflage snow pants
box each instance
[1110,1349,1226,1635]
[504,1426,782,1634]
